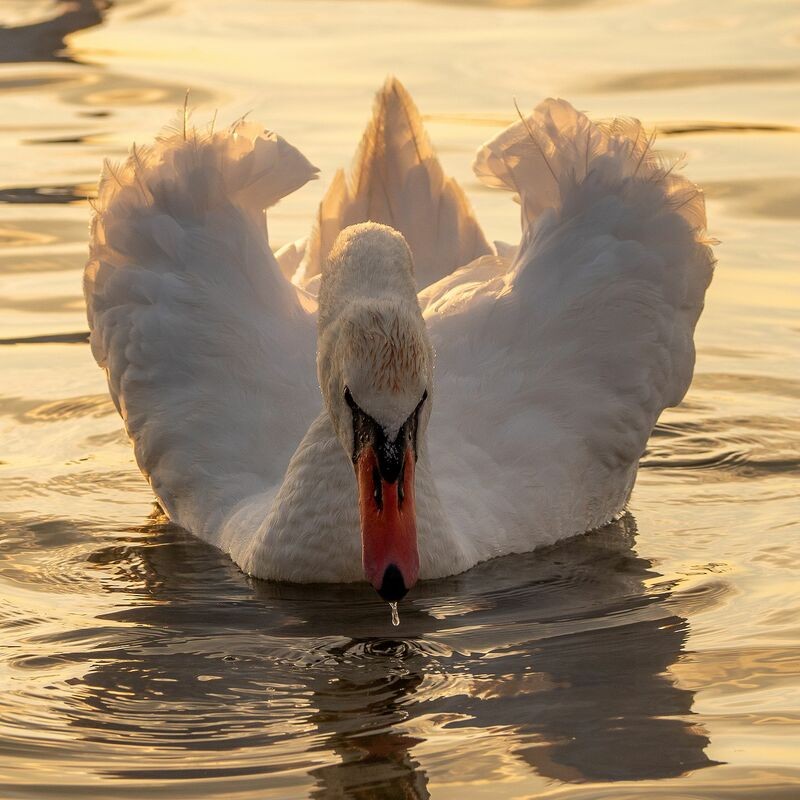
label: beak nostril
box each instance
[372,465,383,511]
[377,563,408,602]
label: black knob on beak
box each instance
[377,563,408,602]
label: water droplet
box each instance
[389,601,400,627]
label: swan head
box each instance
[317,224,433,602]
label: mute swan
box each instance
[84,78,714,601]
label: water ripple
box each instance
[1,0,799,796]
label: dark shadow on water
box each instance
[39,511,718,797]
[0,0,111,64]
[578,65,800,93]
[0,331,89,345]
[0,185,93,205]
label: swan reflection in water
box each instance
[73,512,715,797]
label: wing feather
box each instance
[85,119,321,541]
[426,99,715,556]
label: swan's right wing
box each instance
[85,121,321,541]
[424,100,715,556]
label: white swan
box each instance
[84,78,714,600]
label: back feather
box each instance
[296,77,492,289]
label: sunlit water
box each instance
[1,0,799,797]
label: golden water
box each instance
[1,1,799,798]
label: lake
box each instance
[1,0,799,797]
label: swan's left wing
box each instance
[423,100,715,558]
[85,120,321,540]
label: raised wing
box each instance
[295,77,492,291]
[424,99,715,554]
[84,118,322,541]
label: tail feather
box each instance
[297,77,492,289]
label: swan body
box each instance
[85,79,714,593]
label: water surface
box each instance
[1,0,799,797]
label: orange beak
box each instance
[356,445,419,601]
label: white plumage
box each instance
[85,78,714,586]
